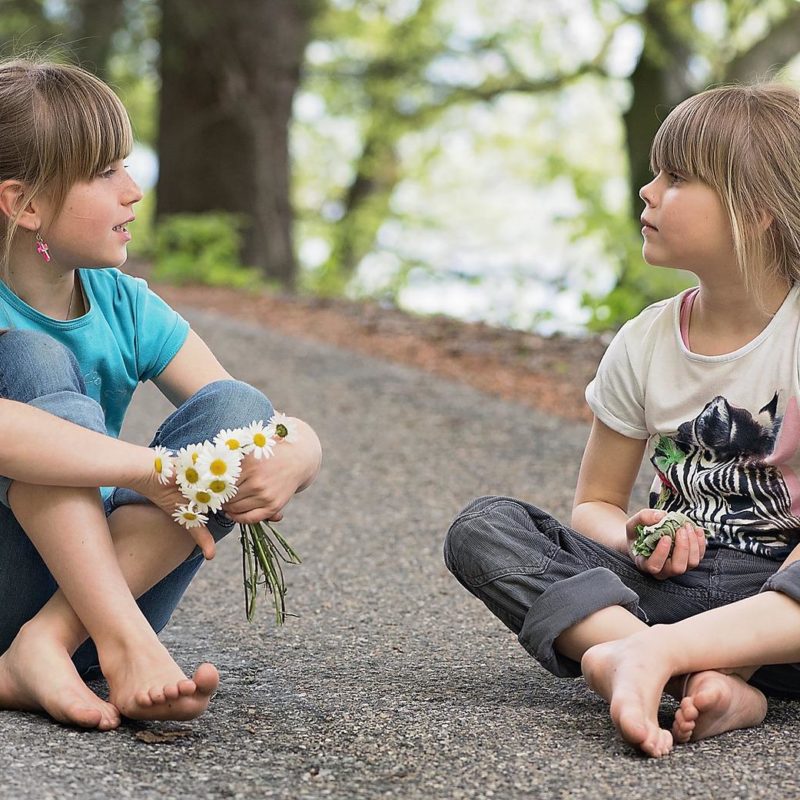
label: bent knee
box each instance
[204,379,274,424]
[444,496,553,587]
[0,330,83,402]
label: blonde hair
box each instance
[0,59,133,277]
[650,83,800,303]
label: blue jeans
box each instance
[0,330,273,677]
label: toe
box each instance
[148,686,167,705]
[177,679,197,697]
[193,663,219,696]
[70,705,103,729]
[135,689,154,709]
[163,684,180,701]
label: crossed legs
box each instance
[0,483,218,727]
[445,497,786,757]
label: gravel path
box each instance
[2,307,799,799]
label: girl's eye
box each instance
[667,171,684,185]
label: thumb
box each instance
[646,509,667,525]
[192,527,216,560]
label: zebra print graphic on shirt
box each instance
[648,393,800,559]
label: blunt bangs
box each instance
[33,63,133,188]
[649,89,749,188]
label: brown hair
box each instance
[650,83,800,303]
[0,59,133,276]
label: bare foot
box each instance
[0,624,120,730]
[673,671,767,743]
[101,638,218,721]
[582,635,674,758]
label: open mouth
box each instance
[113,218,135,233]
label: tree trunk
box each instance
[66,0,127,80]
[157,0,320,287]
[622,3,694,224]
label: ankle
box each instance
[95,627,162,672]
[639,625,692,678]
[16,616,86,654]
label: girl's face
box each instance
[639,170,734,278]
[39,160,143,270]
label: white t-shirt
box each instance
[586,283,800,560]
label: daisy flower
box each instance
[266,412,298,443]
[174,443,211,491]
[205,476,238,504]
[196,442,243,484]
[241,420,275,460]
[214,427,248,452]
[183,483,224,513]
[172,504,209,529]
[152,446,175,485]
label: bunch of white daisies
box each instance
[152,413,301,623]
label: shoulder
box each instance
[618,295,677,343]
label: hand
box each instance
[626,508,706,580]
[222,418,322,525]
[130,455,217,561]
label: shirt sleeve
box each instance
[133,279,190,382]
[585,320,649,439]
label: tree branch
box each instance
[724,4,800,82]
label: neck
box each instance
[695,273,791,327]
[6,239,82,320]
[689,272,792,354]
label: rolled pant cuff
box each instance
[760,561,800,603]
[518,567,640,678]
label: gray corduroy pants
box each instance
[444,495,800,698]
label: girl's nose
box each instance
[639,177,657,207]
[125,174,144,205]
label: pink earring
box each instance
[35,232,51,263]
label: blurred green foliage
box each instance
[4,1,800,331]
[152,213,265,290]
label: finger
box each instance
[685,525,700,567]
[191,527,216,560]
[669,527,690,574]
[228,508,276,525]
[643,508,667,526]
[645,535,672,574]
[224,496,268,514]
[695,526,707,560]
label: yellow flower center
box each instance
[209,479,227,493]
[225,438,241,450]
[183,511,197,520]
[185,467,199,484]
[196,491,212,504]
[154,457,163,473]
[253,432,266,447]
[210,459,227,476]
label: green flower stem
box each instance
[240,521,302,624]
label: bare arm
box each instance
[153,328,322,522]
[0,399,155,490]
[572,417,648,554]
[572,417,706,578]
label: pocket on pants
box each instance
[448,499,556,588]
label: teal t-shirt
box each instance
[0,268,189,439]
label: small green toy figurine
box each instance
[632,511,707,557]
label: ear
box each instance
[0,180,40,231]
[759,210,774,233]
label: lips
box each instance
[640,216,658,231]
[112,217,135,232]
